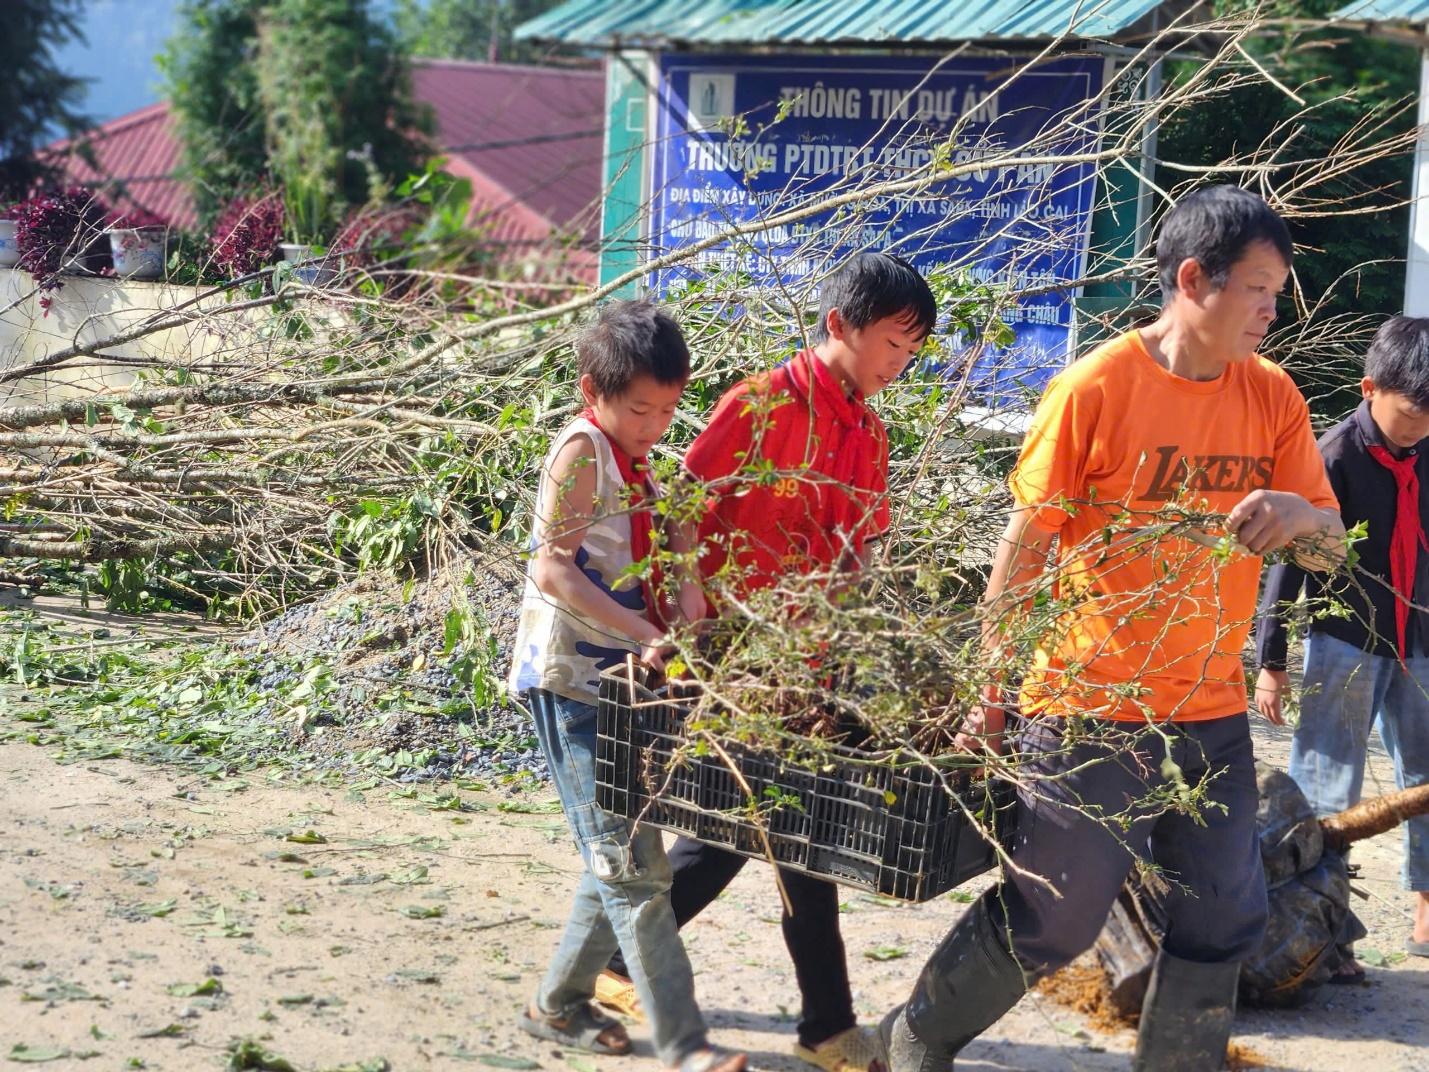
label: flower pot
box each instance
[0,220,18,268]
[108,226,168,280]
[279,242,338,287]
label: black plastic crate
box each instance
[595,668,1016,902]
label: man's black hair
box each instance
[811,252,938,344]
[1365,316,1429,409]
[1156,185,1293,300]
[578,299,691,398]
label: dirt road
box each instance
[3,715,1427,1072]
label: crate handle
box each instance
[621,655,665,705]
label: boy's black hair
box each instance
[1365,316,1429,409]
[811,252,938,344]
[1156,185,1293,300]
[578,299,691,398]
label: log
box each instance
[1321,782,1429,853]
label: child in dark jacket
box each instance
[1256,314,1429,964]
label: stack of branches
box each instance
[0,7,1411,639]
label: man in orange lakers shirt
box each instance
[880,187,1344,1072]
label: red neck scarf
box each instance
[581,408,661,625]
[1367,443,1427,663]
[784,350,883,521]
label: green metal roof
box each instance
[1333,1,1429,21]
[516,0,1175,49]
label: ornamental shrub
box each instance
[13,186,110,288]
[209,192,285,278]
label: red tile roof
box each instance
[42,59,606,282]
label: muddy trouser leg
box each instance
[527,689,709,1067]
[607,837,748,978]
[1134,715,1268,1072]
[886,717,1169,1071]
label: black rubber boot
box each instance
[878,898,1029,1072]
[1132,951,1240,1072]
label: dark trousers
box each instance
[608,836,856,1048]
[990,713,1269,977]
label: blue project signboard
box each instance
[648,53,1108,401]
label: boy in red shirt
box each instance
[600,252,937,1072]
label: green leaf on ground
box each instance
[1357,945,1409,967]
[479,1058,541,1070]
[7,1045,72,1063]
[137,1024,186,1039]
[277,994,314,1006]
[226,1039,298,1071]
[864,945,910,961]
[399,904,445,919]
[138,899,178,917]
[859,894,905,908]
[390,970,440,983]
[21,979,100,1003]
[166,978,222,997]
[285,830,327,845]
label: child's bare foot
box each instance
[1409,891,1429,955]
[1326,949,1360,989]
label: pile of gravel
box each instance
[231,557,546,784]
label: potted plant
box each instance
[0,203,20,269]
[106,208,171,280]
[12,187,111,291]
[209,191,285,280]
[278,172,340,286]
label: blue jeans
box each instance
[526,689,708,1065]
[1290,632,1429,890]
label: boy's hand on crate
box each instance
[635,620,676,671]
[955,686,1007,756]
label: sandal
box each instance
[794,1025,887,1072]
[520,1001,632,1055]
[674,1047,747,1072]
[594,968,645,1021]
[1407,940,1429,958]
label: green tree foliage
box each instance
[0,0,90,200]
[392,0,569,64]
[1157,1,1418,322]
[161,0,434,230]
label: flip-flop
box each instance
[676,1048,747,1072]
[1407,940,1429,958]
[593,968,644,1021]
[793,1025,887,1072]
[520,1002,631,1055]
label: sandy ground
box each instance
[2,709,1427,1072]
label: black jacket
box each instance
[1255,400,1429,669]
